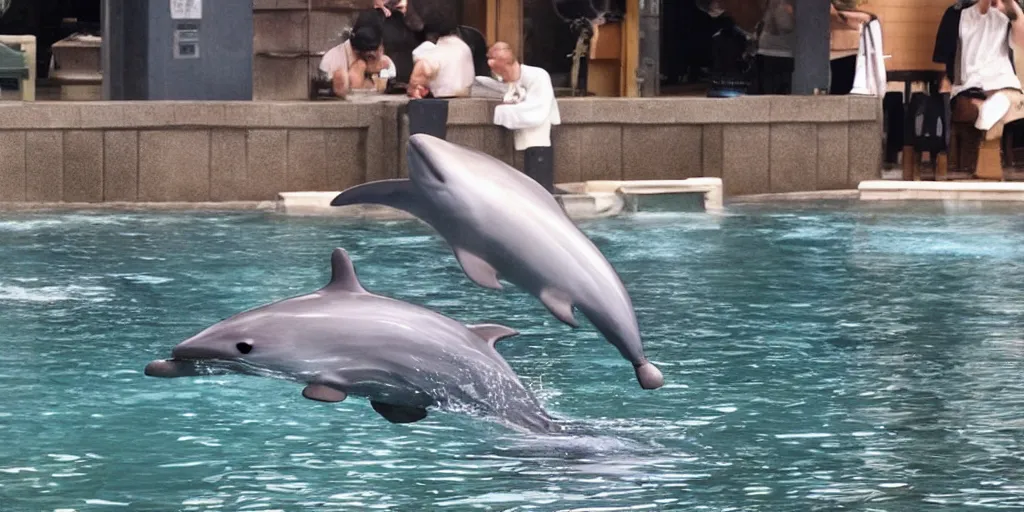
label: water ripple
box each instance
[0,206,1022,510]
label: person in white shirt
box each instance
[477,42,562,192]
[934,0,1024,139]
[407,11,474,99]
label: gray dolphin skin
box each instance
[144,248,557,434]
[329,134,664,390]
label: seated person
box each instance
[934,0,1024,138]
[319,11,396,99]
[406,11,475,99]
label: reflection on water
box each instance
[0,204,1022,510]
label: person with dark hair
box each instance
[375,0,424,85]
[407,9,474,99]
[319,10,396,98]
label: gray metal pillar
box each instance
[791,0,830,95]
[637,0,660,97]
[101,0,122,100]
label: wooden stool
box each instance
[949,122,1003,179]
[976,138,1004,180]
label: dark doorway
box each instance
[659,0,732,96]
[0,0,100,80]
[523,0,581,91]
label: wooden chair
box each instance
[944,91,1024,181]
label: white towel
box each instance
[850,19,886,97]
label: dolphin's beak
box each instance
[143,339,235,378]
[144,358,206,378]
[170,343,222,361]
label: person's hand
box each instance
[407,84,429,99]
[992,0,1021,18]
[374,0,392,17]
[1009,0,1024,20]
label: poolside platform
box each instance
[277,178,725,220]
[859,180,1024,202]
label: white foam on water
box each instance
[0,284,111,303]
[0,219,63,231]
[83,500,130,506]
[108,273,174,285]
[775,433,834,439]
[0,214,130,232]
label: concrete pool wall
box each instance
[0,96,882,204]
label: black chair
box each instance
[457,25,491,77]
[883,91,904,165]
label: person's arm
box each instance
[348,59,368,90]
[407,58,438,98]
[933,6,960,84]
[332,68,350,99]
[493,70,556,131]
[830,4,871,30]
[474,76,508,94]
[1008,0,1024,48]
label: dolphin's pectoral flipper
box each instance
[539,288,579,327]
[330,179,428,219]
[467,323,519,347]
[453,247,503,290]
[370,401,428,423]
[302,383,348,403]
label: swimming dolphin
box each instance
[329,134,664,390]
[144,248,558,434]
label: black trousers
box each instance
[829,55,857,95]
[748,55,794,95]
[407,98,450,139]
[523,146,554,193]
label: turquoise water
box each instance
[1,203,1024,511]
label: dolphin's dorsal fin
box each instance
[326,248,367,293]
[467,323,519,347]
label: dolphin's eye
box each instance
[236,342,253,354]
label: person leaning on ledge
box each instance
[476,42,561,192]
[319,10,396,99]
[406,10,474,99]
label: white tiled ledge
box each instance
[277,177,725,220]
[859,180,1024,202]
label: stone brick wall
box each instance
[0,96,882,203]
[438,96,882,197]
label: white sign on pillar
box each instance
[170,0,202,20]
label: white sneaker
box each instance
[975,92,1011,131]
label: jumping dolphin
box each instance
[329,134,664,390]
[144,248,558,434]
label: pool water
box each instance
[1,203,1023,511]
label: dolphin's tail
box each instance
[330,179,430,220]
